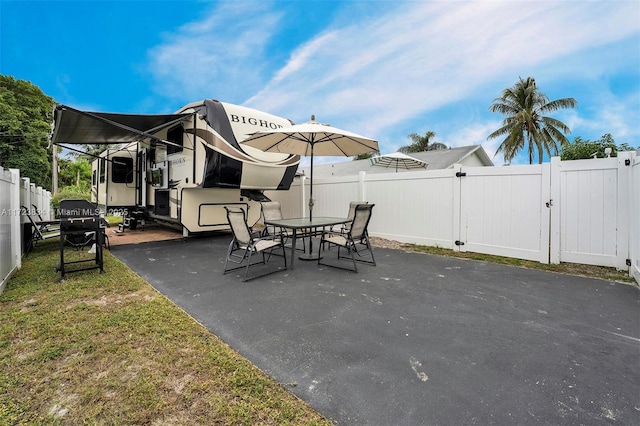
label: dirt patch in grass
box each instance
[369,237,636,284]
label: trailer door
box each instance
[137,149,146,207]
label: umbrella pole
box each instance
[300,146,320,261]
[309,149,314,221]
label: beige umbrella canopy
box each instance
[370,152,427,172]
[241,115,379,220]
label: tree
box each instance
[0,75,55,189]
[58,157,92,189]
[398,131,447,154]
[561,134,637,160]
[352,152,375,161]
[70,143,112,160]
[488,77,577,164]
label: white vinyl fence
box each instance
[0,167,52,294]
[267,152,639,283]
[2,153,638,292]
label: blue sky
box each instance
[2,0,639,166]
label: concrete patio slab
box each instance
[111,234,640,425]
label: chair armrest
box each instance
[259,229,287,242]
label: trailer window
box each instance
[153,145,166,163]
[112,157,134,183]
[202,148,242,188]
[167,125,184,155]
[99,159,106,183]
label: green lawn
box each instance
[0,239,331,425]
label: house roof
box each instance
[300,145,493,177]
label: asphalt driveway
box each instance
[112,234,640,425]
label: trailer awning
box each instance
[51,104,192,145]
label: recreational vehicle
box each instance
[52,100,300,235]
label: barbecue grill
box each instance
[56,199,106,281]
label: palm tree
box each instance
[399,131,447,154]
[488,77,577,164]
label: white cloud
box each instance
[245,1,639,139]
[146,0,639,161]
[565,90,640,144]
[146,2,282,105]
[446,120,504,163]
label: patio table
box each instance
[264,216,350,270]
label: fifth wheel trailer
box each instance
[52,99,300,236]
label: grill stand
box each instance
[56,200,106,282]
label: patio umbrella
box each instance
[241,115,379,221]
[370,152,427,172]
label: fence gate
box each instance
[630,153,640,281]
[551,156,630,270]
[456,164,551,263]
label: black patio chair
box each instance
[318,203,376,272]
[223,207,287,281]
[21,205,60,254]
[259,201,307,252]
[31,204,59,232]
[340,200,369,235]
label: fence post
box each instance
[21,177,29,206]
[30,183,36,208]
[43,190,52,220]
[35,186,42,214]
[20,177,30,226]
[300,175,307,218]
[10,169,21,270]
[358,171,366,201]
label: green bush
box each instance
[560,133,636,160]
[52,186,91,211]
